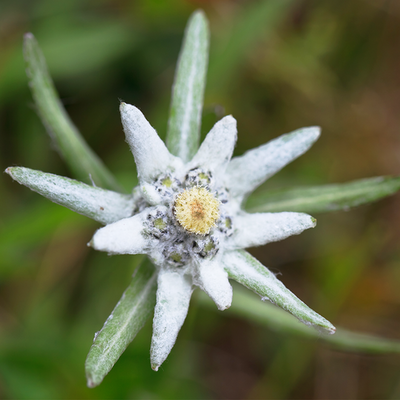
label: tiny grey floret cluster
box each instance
[140,167,228,268]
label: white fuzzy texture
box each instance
[141,183,163,206]
[187,116,237,178]
[6,167,134,225]
[173,18,198,163]
[193,258,232,310]
[120,103,183,182]
[89,208,159,255]
[227,212,316,249]
[166,11,208,163]
[225,127,321,202]
[223,250,336,333]
[150,270,193,370]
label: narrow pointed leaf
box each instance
[223,250,335,334]
[246,176,400,214]
[150,270,193,371]
[89,206,165,255]
[166,10,209,162]
[204,286,400,354]
[23,33,121,191]
[6,167,134,225]
[120,103,183,183]
[227,211,316,249]
[193,258,232,311]
[225,127,320,202]
[187,115,237,179]
[85,259,157,388]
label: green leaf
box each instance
[246,176,400,214]
[219,286,400,354]
[23,33,122,192]
[166,10,209,163]
[223,250,336,334]
[85,259,157,388]
[6,167,136,225]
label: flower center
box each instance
[174,187,220,235]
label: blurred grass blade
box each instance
[23,33,121,192]
[223,250,336,334]
[166,10,209,163]
[208,0,294,91]
[6,167,135,225]
[85,259,157,388]
[222,286,400,354]
[246,176,400,214]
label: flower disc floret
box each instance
[174,187,220,234]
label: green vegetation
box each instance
[1,1,400,398]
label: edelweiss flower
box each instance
[6,10,336,387]
[91,103,334,371]
[7,103,335,371]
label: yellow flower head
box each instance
[174,187,220,235]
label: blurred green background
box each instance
[1,0,400,398]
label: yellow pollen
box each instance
[174,187,220,235]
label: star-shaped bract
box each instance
[7,102,334,373]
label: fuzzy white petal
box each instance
[223,250,336,334]
[120,103,183,182]
[150,270,193,371]
[6,167,134,225]
[187,115,237,178]
[225,127,320,202]
[141,183,163,206]
[166,10,209,163]
[193,258,232,310]
[227,212,316,249]
[89,207,165,255]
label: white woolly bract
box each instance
[6,167,135,225]
[223,250,336,334]
[225,127,321,202]
[141,183,163,206]
[186,115,237,179]
[193,257,232,311]
[89,208,156,255]
[150,270,193,371]
[120,103,183,183]
[227,212,316,249]
[166,11,209,163]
